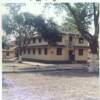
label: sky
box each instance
[1,0,98,37]
[1,1,67,25]
[0,1,67,40]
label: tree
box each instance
[65,3,99,54]
[2,4,35,58]
[51,3,99,54]
[2,3,61,58]
[32,16,61,45]
[2,35,11,49]
[52,3,99,72]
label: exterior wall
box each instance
[74,35,89,46]
[26,35,89,47]
[22,47,50,60]
[75,48,89,61]
[3,51,16,59]
[22,47,68,61]
[28,38,48,46]
[21,34,89,63]
[47,47,68,61]
[28,36,67,46]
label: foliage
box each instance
[65,3,99,54]
[2,35,11,49]
[32,16,60,44]
[52,3,99,54]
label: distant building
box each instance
[2,41,17,59]
[20,32,89,63]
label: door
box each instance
[69,50,75,61]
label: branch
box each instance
[93,3,99,38]
[66,3,93,42]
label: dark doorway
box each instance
[69,50,75,61]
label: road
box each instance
[3,70,99,100]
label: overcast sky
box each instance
[1,0,96,37]
[1,1,67,25]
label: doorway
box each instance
[69,50,75,61]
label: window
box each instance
[33,38,35,43]
[28,48,30,54]
[38,38,41,43]
[44,48,47,55]
[79,49,83,56]
[69,36,72,42]
[56,48,62,55]
[33,49,35,54]
[28,40,30,44]
[38,48,41,54]
[79,38,84,44]
[6,52,9,56]
[58,36,62,42]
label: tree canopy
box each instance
[2,3,61,48]
[52,3,99,54]
[66,3,99,54]
[2,3,99,54]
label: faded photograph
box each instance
[2,1,99,100]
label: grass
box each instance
[3,62,29,68]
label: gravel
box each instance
[2,70,99,100]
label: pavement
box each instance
[3,61,88,73]
[3,70,99,100]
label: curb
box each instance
[3,67,88,74]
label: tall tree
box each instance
[65,3,99,54]
[2,35,11,49]
[52,3,99,72]
[2,3,61,57]
[32,16,61,45]
[52,3,99,54]
[2,4,35,57]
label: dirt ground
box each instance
[2,70,99,100]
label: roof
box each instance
[59,31,80,36]
[31,31,80,39]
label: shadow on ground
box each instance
[37,69,99,78]
[3,69,99,78]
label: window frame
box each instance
[79,37,84,44]
[44,48,47,55]
[56,48,62,55]
[33,38,35,43]
[6,52,9,56]
[28,48,30,54]
[38,38,42,43]
[58,36,62,42]
[33,48,35,54]
[79,49,83,56]
[69,36,73,42]
[38,48,41,54]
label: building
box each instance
[21,32,89,63]
[2,41,17,59]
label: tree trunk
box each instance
[18,47,22,63]
[88,38,99,72]
[90,38,98,54]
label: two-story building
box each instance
[2,41,17,59]
[21,32,89,63]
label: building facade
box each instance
[21,32,89,63]
[2,41,17,59]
